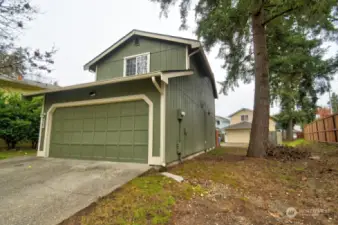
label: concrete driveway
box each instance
[0,156,150,225]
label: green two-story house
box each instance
[25,30,217,166]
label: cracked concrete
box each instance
[0,156,149,225]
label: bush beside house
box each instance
[0,91,42,150]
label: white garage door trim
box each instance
[40,94,160,165]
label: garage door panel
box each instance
[50,100,149,163]
[95,118,107,131]
[63,132,73,143]
[53,121,63,131]
[83,119,95,131]
[79,107,94,118]
[119,145,133,161]
[93,132,106,144]
[81,145,93,158]
[71,132,82,144]
[51,131,63,143]
[120,131,133,144]
[134,116,148,129]
[95,105,108,118]
[107,117,120,130]
[72,119,83,131]
[82,132,94,144]
[106,131,119,144]
[93,145,106,159]
[63,121,73,131]
[120,102,135,115]
[50,144,62,157]
[134,131,148,144]
[108,104,121,117]
[133,145,148,162]
[105,145,119,159]
[68,145,82,157]
[120,116,134,130]
[135,101,148,115]
[59,145,70,157]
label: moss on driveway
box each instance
[0,149,36,160]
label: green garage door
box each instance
[49,100,149,163]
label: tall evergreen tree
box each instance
[269,21,337,140]
[330,92,338,114]
[151,0,338,156]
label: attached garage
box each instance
[45,98,152,164]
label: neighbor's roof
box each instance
[228,108,277,121]
[23,70,192,98]
[0,75,58,90]
[227,108,253,118]
[83,29,217,98]
[225,122,252,130]
[215,115,230,122]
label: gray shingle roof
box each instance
[225,122,252,130]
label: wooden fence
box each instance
[304,114,338,143]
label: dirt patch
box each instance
[266,145,311,161]
[169,144,337,225]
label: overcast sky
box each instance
[19,0,338,118]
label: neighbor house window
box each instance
[216,120,220,125]
[124,52,150,76]
[241,115,249,122]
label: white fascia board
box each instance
[160,71,194,84]
[24,71,162,97]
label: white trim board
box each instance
[160,81,167,166]
[24,70,193,98]
[36,95,45,156]
[41,94,161,165]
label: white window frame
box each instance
[123,52,150,77]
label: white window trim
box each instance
[39,94,161,165]
[123,52,150,77]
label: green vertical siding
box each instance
[40,79,161,159]
[165,57,216,163]
[96,37,186,81]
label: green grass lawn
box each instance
[0,149,37,160]
[282,138,309,147]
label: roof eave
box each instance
[23,70,193,98]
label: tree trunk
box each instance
[247,9,270,157]
[11,142,16,150]
[286,119,293,141]
[32,140,37,149]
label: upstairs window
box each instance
[241,115,249,122]
[124,53,150,76]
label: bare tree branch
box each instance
[262,7,296,25]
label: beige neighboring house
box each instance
[225,108,276,144]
